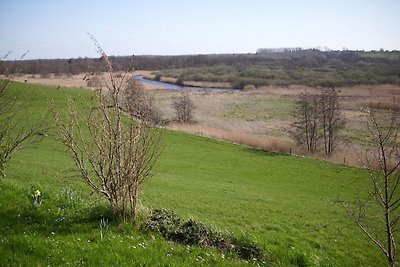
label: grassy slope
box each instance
[0,82,385,266]
[146,133,384,266]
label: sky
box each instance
[0,0,399,59]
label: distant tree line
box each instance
[154,49,400,88]
[1,49,400,87]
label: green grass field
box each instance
[0,82,386,266]
[223,97,295,121]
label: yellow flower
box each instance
[34,190,41,197]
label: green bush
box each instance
[175,77,184,86]
[141,208,181,236]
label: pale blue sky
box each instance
[0,0,399,59]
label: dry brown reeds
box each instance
[168,123,373,168]
[363,98,400,112]
[168,123,296,154]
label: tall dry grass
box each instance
[182,80,232,89]
[167,123,372,168]
[169,123,297,154]
[362,99,400,111]
[256,84,400,97]
[7,70,157,90]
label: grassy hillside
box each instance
[0,82,386,266]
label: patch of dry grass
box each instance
[6,70,156,90]
[183,80,232,89]
[160,76,177,84]
[4,73,89,88]
[362,98,400,111]
[256,84,400,97]
[168,123,296,154]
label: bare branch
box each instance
[0,51,47,178]
[340,99,400,266]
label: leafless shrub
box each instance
[173,92,195,123]
[54,35,160,221]
[292,91,320,152]
[292,88,345,156]
[123,80,164,126]
[319,87,345,156]
[339,99,400,267]
[0,51,47,178]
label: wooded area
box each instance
[2,49,400,88]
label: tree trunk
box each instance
[130,181,139,221]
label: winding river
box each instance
[133,76,233,92]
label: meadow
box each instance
[0,81,389,266]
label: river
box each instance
[133,76,233,92]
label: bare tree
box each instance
[173,92,195,123]
[340,100,400,267]
[292,89,344,155]
[123,80,163,126]
[0,52,46,178]
[54,36,160,220]
[292,91,320,152]
[319,87,345,156]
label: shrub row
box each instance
[155,61,400,89]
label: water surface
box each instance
[133,76,233,92]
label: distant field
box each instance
[0,81,389,266]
